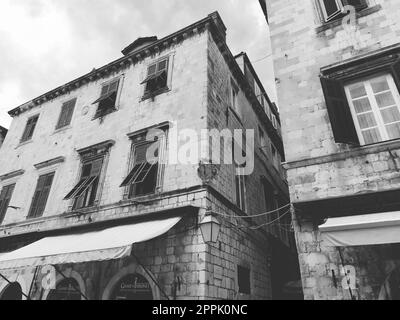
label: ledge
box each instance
[0,170,25,182]
[34,157,65,170]
[284,138,400,170]
[77,140,115,155]
[316,5,382,34]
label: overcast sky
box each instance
[0,0,274,128]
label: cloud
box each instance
[0,0,274,128]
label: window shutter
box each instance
[34,173,55,218]
[321,0,342,20]
[90,158,103,177]
[0,185,15,224]
[390,58,400,92]
[57,99,76,129]
[343,0,367,10]
[28,175,46,218]
[320,76,359,145]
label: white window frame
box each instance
[235,169,247,213]
[345,73,400,145]
[318,0,344,22]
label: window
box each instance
[318,0,367,22]
[56,98,76,129]
[0,184,15,225]
[121,127,168,198]
[230,80,240,116]
[64,158,103,210]
[47,279,82,301]
[28,172,55,219]
[321,51,400,146]
[237,266,251,295]
[21,115,39,143]
[92,78,120,118]
[345,74,400,145]
[233,141,247,212]
[141,57,170,99]
[258,126,269,155]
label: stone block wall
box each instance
[267,0,400,300]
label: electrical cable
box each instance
[214,203,291,219]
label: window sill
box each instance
[316,5,382,34]
[141,87,170,101]
[285,138,400,170]
[16,139,33,149]
[53,125,72,135]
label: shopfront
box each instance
[0,216,182,300]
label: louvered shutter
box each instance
[57,99,76,129]
[34,173,55,218]
[344,0,367,10]
[320,76,359,145]
[28,174,49,218]
[0,185,15,224]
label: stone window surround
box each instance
[315,2,382,34]
[123,122,170,201]
[67,140,115,212]
[140,53,175,102]
[287,45,400,170]
[92,74,125,120]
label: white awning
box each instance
[0,216,182,271]
[320,211,400,247]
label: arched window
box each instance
[110,274,153,300]
[0,282,22,300]
[47,278,82,300]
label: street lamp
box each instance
[199,212,221,244]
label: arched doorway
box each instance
[0,282,23,300]
[110,274,153,300]
[47,278,82,300]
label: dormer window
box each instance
[141,57,170,100]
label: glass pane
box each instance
[349,83,367,99]
[370,76,390,93]
[375,92,396,108]
[362,128,382,144]
[380,107,400,124]
[386,122,400,140]
[148,64,157,76]
[353,97,372,113]
[357,112,377,129]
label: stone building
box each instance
[0,12,296,300]
[0,126,7,149]
[263,0,400,300]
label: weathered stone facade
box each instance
[0,12,294,300]
[266,0,400,300]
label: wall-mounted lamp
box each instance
[199,212,221,244]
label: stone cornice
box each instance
[0,169,25,182]
[34,156,65,170]
[8,12,224,118]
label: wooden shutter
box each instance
[21,116,38,142]
[28,173,54,218]
[391,58,400,93]
[321,0,342,20]
[343,0,367,10]
[320,76,359,145]
[57,99,76,129]
[0,185,15,224]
